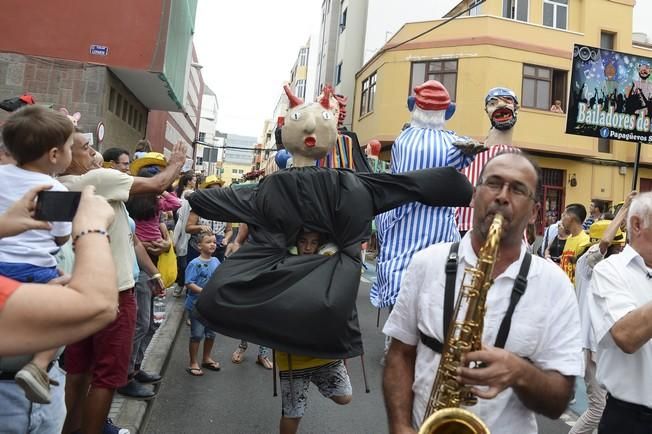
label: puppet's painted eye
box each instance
[291,112,302,121]
[322,111,333,120]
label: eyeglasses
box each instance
[478,176,535,200]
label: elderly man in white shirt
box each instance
[383,152,583,434]
[588,191,652,434]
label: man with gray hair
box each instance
[588,191,652,433]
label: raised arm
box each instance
[599,191,636,254]
[130,141,186,195]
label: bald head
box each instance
[479,152,541,202]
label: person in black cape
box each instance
[187,84,473,360]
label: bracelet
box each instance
[72,229,110,250]
[149,273,162,280]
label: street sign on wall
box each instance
[566,44,652,144]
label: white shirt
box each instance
[575,244,605,352]
[588,244,652,407]
[0,164,71,267]
[59,169,136,291]
[384,233,583,434]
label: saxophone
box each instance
[418,213,504,434]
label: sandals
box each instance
[185,367,204,376]
[201,361,221,371]
[256,355,273,370]
[231,347,246,364]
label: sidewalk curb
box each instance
[109,294,186,433]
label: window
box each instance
[115,94,122,117]
[336,63,343,85]
[198,132,206,142]
[360,72,377,116]
[503,0,528,22]
[128,105,134,127]
[598,138,612,153]
[469,0,482,15]
[340,8,347,32]
[109,88,116,112]
[410,60,458,101]
[600,31,615,50]
[295,80,306,99]
[121,100,128,122]
[543,0,567,30]
[522,64,567,110]
[298,48,308,66]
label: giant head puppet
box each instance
[484,87,519,146]
[371,80,480,309]
[280,84,338,167]
[456,87,521,235]
[187,84,472,359]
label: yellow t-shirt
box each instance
[59,169,136,291]
[559,231,590,284]
[275,351,334,372]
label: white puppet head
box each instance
[280,84,338,166]
[409,80,450,130]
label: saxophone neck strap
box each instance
[419,243,532,353]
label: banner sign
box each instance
[566,44,652,143]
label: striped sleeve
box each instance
[456,144,517,231]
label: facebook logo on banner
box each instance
[600,127,610,138]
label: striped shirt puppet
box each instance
[371,80,484,308]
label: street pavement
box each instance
[144,262,580,434]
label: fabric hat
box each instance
[130,152,167,175]
[589,220,626,244]
[413,80,450,111]
[200,175,225,189]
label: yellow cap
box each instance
[589,220,626,244]
[130,152,167,175]
[200,175,225,189]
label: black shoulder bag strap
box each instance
[494,252,532,348]
[419,242,459,354]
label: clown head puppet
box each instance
[280,84,338,167]
[484,87,519,146]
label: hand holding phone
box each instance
[35,191,82,222]
[0,184,53,238]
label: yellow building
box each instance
[220,162,251,186]
[352,0,652,233]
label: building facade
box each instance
[0,0,200,155]
[196,85,220,176]
[352,0,652,233]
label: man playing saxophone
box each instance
[382,152,583,434]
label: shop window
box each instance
[538,168,565,235]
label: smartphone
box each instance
[34,191,82,222]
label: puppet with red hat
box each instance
[371,80,484,310]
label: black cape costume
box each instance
[188,166,472,359]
